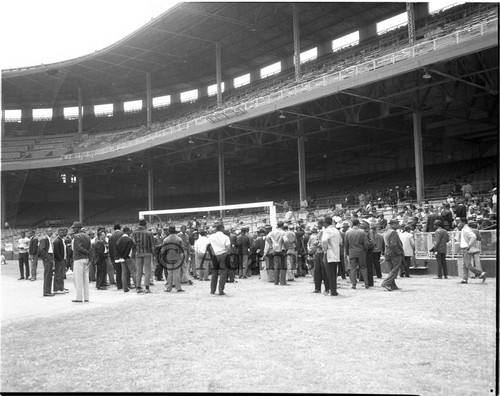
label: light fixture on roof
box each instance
[188,138,194,144]
[127,156,132,161]
[422,69,432,79]
[279,111,286,119]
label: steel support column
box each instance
[218,141,226,206]
[216,42,223,107]
[413,111,425,201]
[77,87,83,136]
[148,167,154,212]
[292,4,301,81]
[78,175,84,224]
[146,72,152,129]
[297,137,307,206]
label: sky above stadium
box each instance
[1,0,180,70]
[1,0,464,70]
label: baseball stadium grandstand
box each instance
[1,2,498,268]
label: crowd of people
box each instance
[9,184,493,300]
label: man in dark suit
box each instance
[344,218,370,289]
[53,228,69,294]
[426,207,442,233]
[28,230,39,281]
[38,228,55,296]
[116,227,136,293]
[108,224,124,290]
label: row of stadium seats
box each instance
[5,157,496,229]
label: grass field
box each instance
[1,260,497,394]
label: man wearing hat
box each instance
[53,228,69,294]
[161,225,185,292]
[381,219,404,291]
[116,227,137,293]
[194,229,210,281]
[236,226,251,279]
[344,218,370,290]
[431,220,449,279]
[71,221,92,302]
[321,216,342,296]
[108,224,124,290]
[457,217,486,284]
[131,218,156,293]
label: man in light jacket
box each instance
[457,217,486,284]
[321,216,342,296]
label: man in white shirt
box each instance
[398,225,415,278]
[321,216,342,296]
[457,217,486,284]
[17,231,30,280]
[208,223,231,295]
[194,229,210,281]
[266,221,288,286]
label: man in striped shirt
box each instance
[131,218,155,294]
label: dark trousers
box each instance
[372,251,383,278]
[227,254,237,282]
[211,254,228,294]
[381,255,402,290]
[114,261,123,289]
[400,256,411,277]
[155,262,167,280]
[349,255,368,288]
[436,252,448,278]
[121,258,136,291]
[366,249,374,286]
[338,254,346,279]
[18,252,29,279]
[89,260,96,282]
[96,257,107,288]
[324,261,339,295]
[53,259,65,291]
[43,255,54,295]
[314,252,330,292]
[272,252,286,285]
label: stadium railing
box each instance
[58,13,497,162]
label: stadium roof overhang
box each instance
[2,2,407,109]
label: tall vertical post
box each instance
[146,72,152,129]
[406,2,416,44]
[413,111,425,201]
[148,166,154,211]
[78,174,84,224]
[297,136,307,206]
[216,42,223,107]
[292,4,301,81]
[218,141,226,207]
[1,179,6,228]
[77,87,83,136]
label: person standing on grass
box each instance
[321,216,342,296]
[131,218,156,294]
[236,226,251,279]
[194,228,211,281]
[38,228,55,297]
[17,231,30,281]
[53,228,69,294]
[431,220,449,279]
[208,223,231,295]
[116,227,137,293]
[371,224,384,279]
[71,221,92,302]
[28,230,39,281]
[161,225,185,293]
[267,221,288,287]
[457,217,487,284]
[94,230,109,290]
[381,219,404,292]
[108,224,124,290]
[344,218,370,290]
[399,225,415,278]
